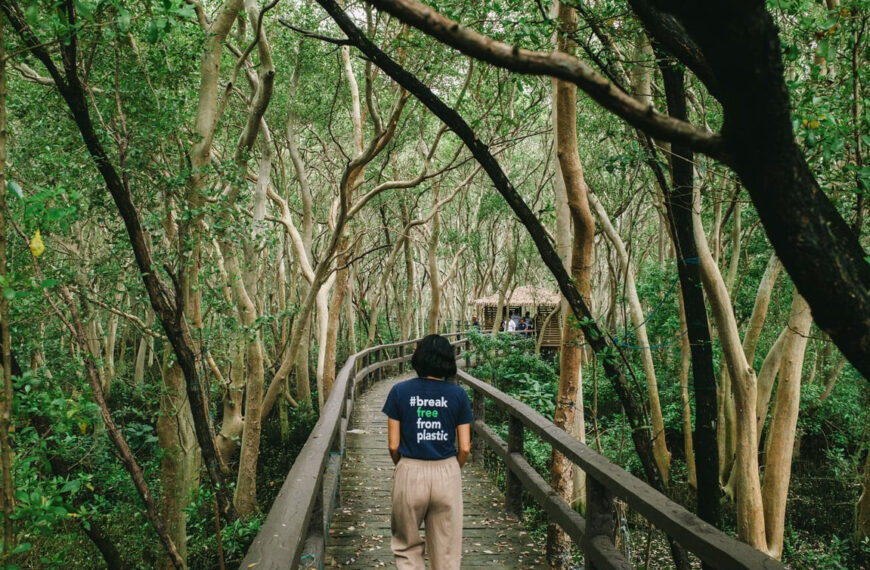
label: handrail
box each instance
[457,369,786,570]
[240,333,466,570]
[242,334,784,570]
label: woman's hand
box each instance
[456,423,471,467]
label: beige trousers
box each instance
[391,457,463,569]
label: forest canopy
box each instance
[0,0,866,568]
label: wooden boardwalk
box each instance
[325,373,547,568]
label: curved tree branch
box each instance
[360,0,725,160]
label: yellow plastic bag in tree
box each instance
[29,230,45,257]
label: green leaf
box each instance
[117,7,131,33]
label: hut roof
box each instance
[470,285,561,307]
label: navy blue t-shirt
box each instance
[382,378,474,460]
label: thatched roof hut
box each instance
[470,285,561,308]
[469,285,562,347]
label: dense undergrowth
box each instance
[9,363,316,569]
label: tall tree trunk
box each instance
[427,183,442,334]
[692,186,766,551]
[157,359,201,569]
[400,202,417,342]
[549,5,594,566]
[322,242,351,398]
[105,290,123,382]
[220,245,266,516]
[761,292,811,559]
[296,315,312,407]
[658,63,720,528]
[676,286,696,488]
[286,58,314,407]
[857,428,870,543]
[491,233,517,335]
[721,254,783,498]
[0,18,12,549]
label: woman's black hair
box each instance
[411,334,457,379]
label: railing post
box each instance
[505,415,524,519]
[584,477,615,570]
[471,390,485,466]
[301,479,325,569]
[376,349,383,381]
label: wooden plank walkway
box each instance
[325,373,547,568]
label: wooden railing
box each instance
[240,333,467,570]
[241,333,785,570]
[458,368,786,570]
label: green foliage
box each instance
[783,531,870,569]
[466,331,557,403]
[186,486,265,569]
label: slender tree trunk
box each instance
[755,328,787,445]
[133,312,154,386]
[296,315,312,407]
[323,242,351,398]
[346,265,357,352]
[658,63,720,528]
[286,61,314,407]
[857,429,870,543]
[725,199,741,295]
[723,253,781,478]
[105,290,122,382]
[0,19,13,549]
[219,244,266,516]
[549,5,594,565]
[692,186,767,550]
[427,183,442,333]
[676,286,697,488]
[761,292,811,559]
[491,234,517,335]
[157,358,201,569]
[400,202,417,341]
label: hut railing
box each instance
[240,332,467,570]
[458,368,786,570]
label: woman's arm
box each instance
[388,418,401,465]
[456,423,471,467]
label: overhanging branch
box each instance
[361,0,726,161]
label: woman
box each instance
[382,334,474,569]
